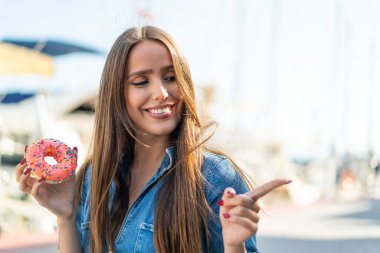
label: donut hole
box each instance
[44,156,58,166]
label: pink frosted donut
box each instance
[25,138,77,184]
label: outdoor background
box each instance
[1,0,380,252]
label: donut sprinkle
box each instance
[25,138,77,184]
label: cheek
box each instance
[124,93,141,123]
[124,88,142,110]
[171,86,184,114]
[169,84,182,100]
[177,101,184,116]
[123,86,129,105]
[124,89,132,112]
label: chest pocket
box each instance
[133,222,156,253]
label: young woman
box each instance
[16,26,290,253]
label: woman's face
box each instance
[124,39,183,139]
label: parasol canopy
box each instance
[2,39,102,56]
[0,42,54,76]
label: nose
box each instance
[152,82,169,101]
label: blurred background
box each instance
[1,0,380,252]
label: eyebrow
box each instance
[127,65,174,78]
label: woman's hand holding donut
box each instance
[15,146,78,220]
[219,179,292,253]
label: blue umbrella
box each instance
[1,92,35,104]
[2,39,102,56]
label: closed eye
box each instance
[130,80,148,86]
[164,76,176,82]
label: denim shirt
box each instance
[76,147,259,253]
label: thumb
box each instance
[30,177,45,201]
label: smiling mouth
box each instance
[147,106,172,114]
[143,104,175,118]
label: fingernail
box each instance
[23,168,31,175]
[38,177,45,183]
[227,190,235,196]
[25,145,28,153]
[217,200,224,206]
[73,146,78,152]
[20,158,26,165]
[223,213,230,219]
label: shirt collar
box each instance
[156,145,175,178]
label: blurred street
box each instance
[1,198,379,253]
[258,198,380,253]
[259,237,380,253]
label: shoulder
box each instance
[78,164,116,211]
[202,151,250,202]
[202,152,237,183]
[202,152,259,252]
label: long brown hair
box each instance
[75,26,252,253]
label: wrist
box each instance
[224,242,246,253]
[57,213,77,226]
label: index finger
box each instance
[246,179,292,202]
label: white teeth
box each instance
[148,106,171,114]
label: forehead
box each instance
[127,40,173,72]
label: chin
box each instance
[142,123,179,138]
[148,128,176,137]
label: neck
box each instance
[132,134,171,172]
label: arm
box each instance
[57,215,81,253]
[16,149,82,253]
[204,157,258,252]
[224,244,247,253]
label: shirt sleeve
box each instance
[204,157,259,253]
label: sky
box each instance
[1,0,380,159]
